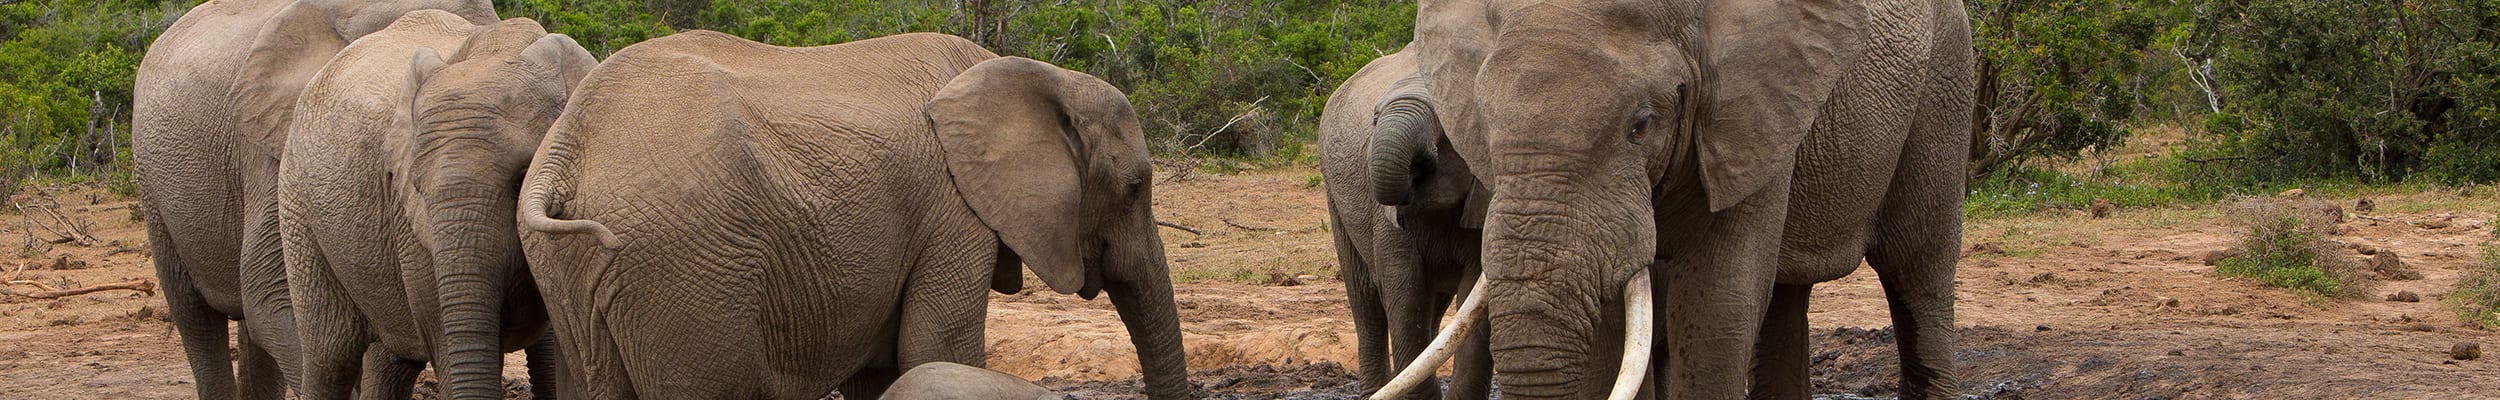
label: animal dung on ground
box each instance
[2452,341,2482,361]
[1963,242,2007,258]
[2418,217,2455,230]
[2386,291,2420,303]
[2369,251,2421,281]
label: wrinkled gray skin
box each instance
[1319,49,1493,400]
[131,1,495,398]
[879,362,1070,400]
[276,11,593,400]
[516,32,1189,399]
[1376,0,1973,398]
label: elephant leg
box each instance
[234,321,285,400]
[148,219,241,400]
[238,188,301,391]
[1748,283,1813,400]
[837,367,901,399]
[1867,190,1961,399]
[527,330,566,399]
[1863,45,1971,399]
[1375,230,1441,400]
[1332,227,1393,392]
[284,216,363,400]
[355,344,422,400]
[1445,270,1493,400]
[1662,178,1786,400]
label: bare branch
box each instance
[0,279,155,299]
[1154,220,1204,235]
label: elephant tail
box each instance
[519,134,621,250]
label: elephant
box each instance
[1365,0,1975,399]
[879,362,1070,400]
[1318,48,1494,400]
[131,0,496,398]
[275,11,593,400]
[514,32,1191,399]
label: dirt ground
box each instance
[5,166,2498,399]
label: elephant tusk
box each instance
[1606,268,1656,400]
[1369,274,1489,400]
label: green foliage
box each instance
[0,0,172,192]
[2453,245,2500,328]
[2187,0,2500,183]
[2215,206,2372,302]
[1967,0,2190,178]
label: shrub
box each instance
[2451,246,2500,328]
[2213,198,2373,302]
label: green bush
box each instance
[2214,201,2373,302]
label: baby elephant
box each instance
[518,32,1188,399]
[277,10,592,400]
[879,363,1069,400]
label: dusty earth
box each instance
[4,166,2498,399]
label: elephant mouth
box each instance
[1367,269,1656,400]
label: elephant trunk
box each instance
[1106,241,1191,399]
[1368,96,1442,206]
[1479,162,1658,400]
[424,168,533,400]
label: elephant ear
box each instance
[929,57,1105,296]
[1460,183,1490,229]
[1696,0,1867,211]
[231,1,349,157]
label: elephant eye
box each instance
[1626,108,1656,143]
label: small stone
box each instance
[2387,291,2421,303]
[2035,324,2052,332]
[2279,188,2306,197]
[2452,342,2481,361]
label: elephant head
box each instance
[926,57,1192,399]
[234,0,499,159]
[1370,0,1870,398]
[1369,76,1489,229]
[393,19,595,400]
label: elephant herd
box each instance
[128,0,1969,399]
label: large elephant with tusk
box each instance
[1368,0,1974,399]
